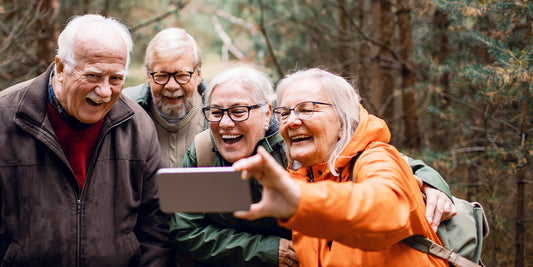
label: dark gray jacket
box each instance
[0,65,173,266]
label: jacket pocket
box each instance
[125,232,141,261]
[1,243,20,267]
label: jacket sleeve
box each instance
[280,145,432,251]
[136,129,174,267]
[169,213,280,267]
[401,153,453,200]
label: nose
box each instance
[165,76,181,90]
[285,110,302,125]
[95,79,112,98]
[218,111,235,128]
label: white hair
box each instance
[276,68,361,175]
[144,27,202,71]
[205,66,274,113]
[57,14,133,73]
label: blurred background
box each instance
[1,0,532,265]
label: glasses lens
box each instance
[274,107,290,122]
[175,72,192,84]
[228,107,250,122]
[295,102,315,120]
[153,72,169,84]
[204,107,223,122]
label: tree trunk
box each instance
[379,0,394,125]
[515,14,531,267]
[396,0,420,149]
[429,8,450,150]
[370,0,394,122]
[36,0,59,68]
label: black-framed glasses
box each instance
[202,104,265,122]
[149,70,195,85]
[273,101,333,123]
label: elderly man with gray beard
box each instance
[123,28,207,168]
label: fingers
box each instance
[440,198,457,221]
[233,203,262,220]
[424,186,437,226]
[279,239,299,267]
[423,184,459,232]
[431,195,447,232]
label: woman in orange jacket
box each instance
[233,68,449,266]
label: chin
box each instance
[220,151,246,164]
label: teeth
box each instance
[222,134,240,139]
[291,135,309,140]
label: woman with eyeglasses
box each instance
[169,66,298,267]
[232,68,449,266]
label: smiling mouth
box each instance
[221,134,243,145]
[86,98,104,106]
[291,134,311,143]
[163,95,183,101]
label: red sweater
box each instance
[47,103,103,190]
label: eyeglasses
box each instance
[202,104,265,122]
[273,101,333,123]
[149,70,195,85]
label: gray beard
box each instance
[153,96,192,119]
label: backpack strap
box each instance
[194,129,216,167]
[348,152,361,182]
[402,235,483,267]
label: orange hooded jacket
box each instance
[278,106,448,267]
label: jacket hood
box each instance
[333,104,391,170]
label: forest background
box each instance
[1,0,532,266]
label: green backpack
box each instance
[348,154,490,267]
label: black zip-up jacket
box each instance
[0,65,173,266]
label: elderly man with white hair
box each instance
[0,14,173,266]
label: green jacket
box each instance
[170,121,292,267]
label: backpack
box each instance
[347,154,489,267]
[194,129,216,167]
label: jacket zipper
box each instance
[307,167,315,182]
[76,199,82,267]
[74,114,134,267]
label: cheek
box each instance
[183,84,196,96]
[149,84,164,97]
[280,125,290,143]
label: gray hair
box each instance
[276,68,361,175]
[57,14,133,73]
[205,66,274,113]
[144,28,202,72]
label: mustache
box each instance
[161,90,184,98]
[85,91,111,104]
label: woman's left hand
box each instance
[415,176,457,232]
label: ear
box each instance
[55,56,65,82]
[265,102,273,128]
[196,64,202,78]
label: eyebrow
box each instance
[85,67,127,77]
